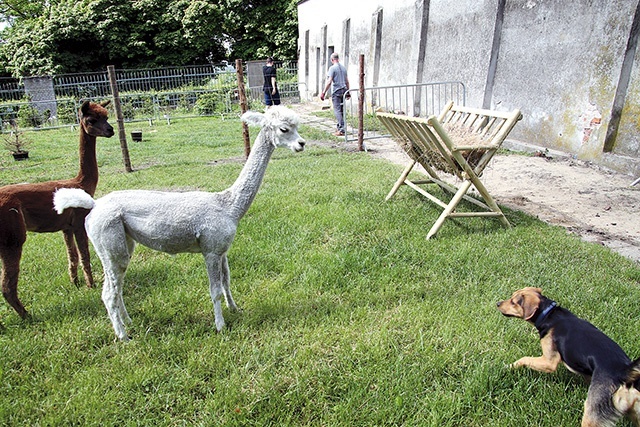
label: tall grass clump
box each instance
[0,112,639,426]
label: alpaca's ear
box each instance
[100,99,111,108]
[80,100,91,116]
[241,111,266,127]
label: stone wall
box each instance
[298,0,640,176]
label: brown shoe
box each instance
[334,131,345,136]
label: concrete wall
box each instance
[23,76,57,118]
[297,0,640,176]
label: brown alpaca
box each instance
[0,100,114,319]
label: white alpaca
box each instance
[54,106,305,340]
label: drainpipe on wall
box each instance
[603,0,640,153]
[414,0,430,117]
[369,7,383,107]
[483,0,506,110]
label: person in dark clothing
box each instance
[263,57,281,107]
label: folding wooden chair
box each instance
[377,101,522,239]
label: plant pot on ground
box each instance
[3,121,32,161]
[12,151,29,160]
[131,130,143,142]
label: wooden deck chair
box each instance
[377,101,522,239]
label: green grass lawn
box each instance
[1,112,639,426]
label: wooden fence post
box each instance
[236,59,251,158]
[107,65,133,172]
[358,54,365,152]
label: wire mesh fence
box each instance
[0,61,300,131]
[343,81,466,143]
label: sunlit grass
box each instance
[0,113,639,426]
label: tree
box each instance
[179,0,228,62]
[0,0,298,77]
[223,0,298,61]
[0,0,47,21]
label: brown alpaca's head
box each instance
[79,100,115,138]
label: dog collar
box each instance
[534,300,557,327]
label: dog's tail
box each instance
[53,188,95,214]
[624,357,640,389]
[613,358,640,418]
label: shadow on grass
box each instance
[396,184,542,239]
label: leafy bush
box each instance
[194,91,220,115]
[120,93,156,120]
[17,101,43,128]
[277,66,297,84]
[177,92,196,114]
[0,104,19,130]
[207,72,237,89]
[120,102,135,120]
[55,99,78,124]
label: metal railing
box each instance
[52,64,239,99]
[0,78,23,101]
[342,81,466,143]
[0,62,300,131]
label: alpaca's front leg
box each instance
[221,254,238,312]
[204,252,226,332]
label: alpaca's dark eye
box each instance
[280,127,289,133]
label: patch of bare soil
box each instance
[297,103,640,263]
[369,137,640,262]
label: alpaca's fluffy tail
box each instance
[53,188,95,214]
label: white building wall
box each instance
[298,0,419,97]
[298,0,640,175]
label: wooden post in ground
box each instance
[236,59,251,158]
[357,54,365,151]
[107,65,133,172]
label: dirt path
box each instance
[296,103,640,263]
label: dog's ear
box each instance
[521,291,541,321]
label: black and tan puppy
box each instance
[497,287,640,427]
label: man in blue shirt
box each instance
[320,53,350,136]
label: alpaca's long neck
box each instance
[74,130,99,196]
[228,129,275,220]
